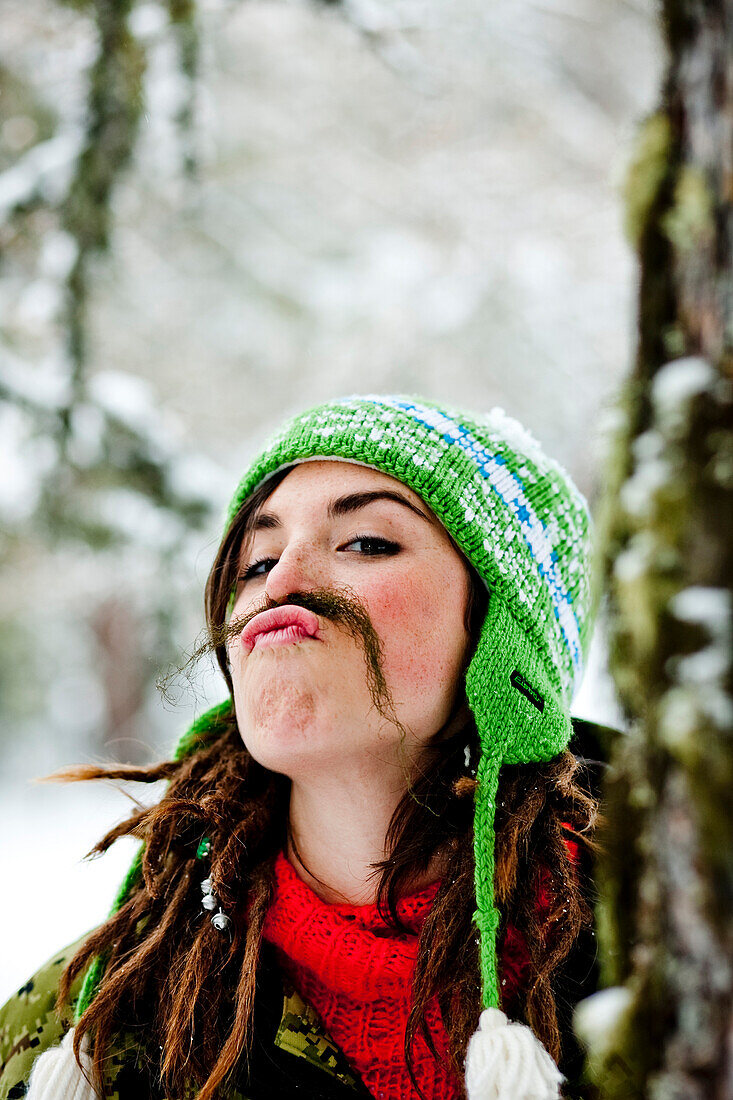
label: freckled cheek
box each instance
[367,577,463,690]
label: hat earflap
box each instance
[463,596,570,1099]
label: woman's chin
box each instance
[241,725,350,777]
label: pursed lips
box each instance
[239,605,321,655]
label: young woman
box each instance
[0,395,602,1100]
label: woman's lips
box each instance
[240,605,321,655]
[252,625,313,650]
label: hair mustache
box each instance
[159,586,405,736]
[226,586,373,639]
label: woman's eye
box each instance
[240,557,276,581]
[238,537,400,584]
[343,536,400,556]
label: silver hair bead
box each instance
[211,910,232,934]
[201,876,219,911]
[198,860,232,937]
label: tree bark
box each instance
[581,2,733,1099]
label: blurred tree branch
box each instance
[0,0,214,763]
[0,0,208,551]
[60,0,145,419]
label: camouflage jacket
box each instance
[0,936,372,1100]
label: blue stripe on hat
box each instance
[347,395,583,676]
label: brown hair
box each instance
[54,468,600,1099]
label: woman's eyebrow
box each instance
[252,490,432,531]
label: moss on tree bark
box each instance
[585,2,733,1097]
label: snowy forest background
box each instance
[0,0,663,1002]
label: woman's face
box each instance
[226,460,472,781]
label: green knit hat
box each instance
[77,393,593,1022]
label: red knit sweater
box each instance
[261,849,573,1100]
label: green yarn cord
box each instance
[472,749,502,1008]
[74,845,144,1022]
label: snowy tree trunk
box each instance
[580,2,733,1098]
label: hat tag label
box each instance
[510,671,545,713]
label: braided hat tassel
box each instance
[472,748,502,1007]
[465,751,564,1099]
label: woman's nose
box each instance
[264,543,323,604]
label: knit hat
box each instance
[28,394,594,1100]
